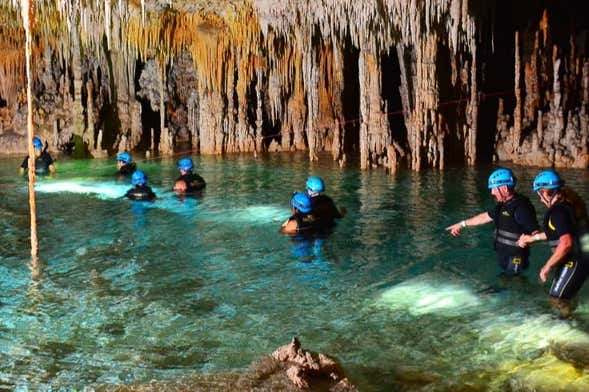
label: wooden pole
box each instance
[21,0,38,260]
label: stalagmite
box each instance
[158,61,172,154]
[84,81,95,150]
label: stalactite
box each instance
[224,54,237,153]
[71,27,85,154]
[235,54,253,152]
[548,48,564,165]
[197,69,225,155]
[283,47,306,152]
[524,32,540,127]
[255,69,264,153]
[187,91,199,152]
[330,40,345,163]
[358,41,390,169]
[303,39,319,161]
[1,0,587,171]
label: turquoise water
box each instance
[1,153,589,391]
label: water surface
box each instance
[1,153,589,391]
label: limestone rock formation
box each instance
[0,0,587,170]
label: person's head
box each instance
[32,136,43,156]
[533,170,564,207]
[116,152,132,169]
[488,168,516,202]
[306,176,325,197]
[131,170,148,186]
[291,192,312,214]
[177,157,194,174]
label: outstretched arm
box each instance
[517,232,545,248]
[445,212,492,237]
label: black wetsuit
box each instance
[20,152,54,175]
[176,172,206,193]
[310,194,342,226]
[288,212,319,233]
[488,193,539,274]
[125,185,156,201]
[544,200,589,299]
[118,162,137,176]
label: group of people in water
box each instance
[19,138,588,316]
[446,167,589,317]
[115,152,206,201]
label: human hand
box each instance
[445,222,463,237]
[173,180,187,192]
[517,234,531,248]
[539,264,551,283]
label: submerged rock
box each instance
[92,337,356,391]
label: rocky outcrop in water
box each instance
[0,0,587,170]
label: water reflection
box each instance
[0,156,588,390]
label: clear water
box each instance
[1,153,589,391]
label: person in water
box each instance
[19,136,56,175]
[446,168,540,275]
[173,157,206,194]
[281,192,318,234]
[116,152,136,177]
[125,170,156,201]
[518,170,589,316]
[305,176,345,225]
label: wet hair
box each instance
[563,187,589,229]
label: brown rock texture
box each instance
[0,0,586,170]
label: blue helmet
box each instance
[306,176,325,194]
[116,152,132,164]
[488,168,516,189]
[131,170,147,186]
[291,192,312,213]
[33,136,43,150]
[533,170,564,192]
[177,157,194,172]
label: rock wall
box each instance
[0,0,586,170]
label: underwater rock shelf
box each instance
[0,0,587,170]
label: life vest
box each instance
[291,212,319,233]
[493,194,535,254]
[177,173,206,192]
[126,185,156,201]
[22,152,54,175]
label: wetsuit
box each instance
[125,185,156,201]
[176,172,206,192]
[287,212,319,233]
[118,162,137,176]
[310,194,342,226]
[20,152,54,175]
[488,193,539,274]
[543,200,589,299]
